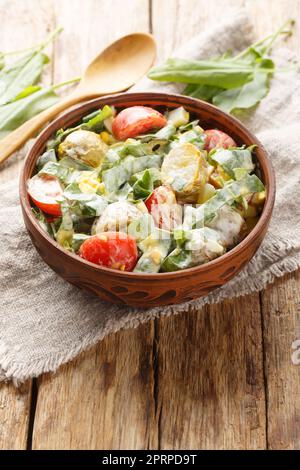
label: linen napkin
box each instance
[1,10,300,383]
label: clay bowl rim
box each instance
[20,92,276,280]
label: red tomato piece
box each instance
[28,174,63,216]
[112,106,167,140]
[145,186,182,231]
[204,129,236,152]
[79,232,138,271]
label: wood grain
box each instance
[0,381,32,449]
[152,0,245,60]
[0,0,55,449]
[261,272,300,449]
[155,297,266,449]
[53,0,150,84]
[32,325,157,449]
[246,0,300,451]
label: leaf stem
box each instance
[234,19,294,61]
[264,19,294,54]
[52,77,81,90]
[38,26,63,52]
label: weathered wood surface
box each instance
[0,0,299,450]
[261,272,300,450]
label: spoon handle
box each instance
[0,92,90,166]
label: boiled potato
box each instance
[93,201,143,234]
[161,143,208,203]
[208,204,245,247]
[185,228,225,266]
[58,130,107,168]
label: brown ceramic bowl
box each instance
[20,92,275,307]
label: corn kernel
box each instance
[251,191,266,205]
[100,131,115,145]
[111,261,121,270]
[150,249,161,265]
[209,172,223,189]
[243,205,257,218]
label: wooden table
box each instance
[0,0,300,450]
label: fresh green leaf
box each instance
[39,161,73,184]
[102,154,162,194]
[63,183,108,218]
[0,86,59,138]
[58,156,93,171]
[130,168,161,200]
[116,137,169,158]
[38,157,92,184]
[213,72,270,113]
[0,27,62,106]
[83,105,113,132]
[161,247,191,272]
[148,57,256,89]
[138,124,176,142]
[209,147,255,179]
[36,149,57,172]
[0,51,49,106]
[134,228,172,273]
[149,20,294,114]
[184,83,224,101]
[55,201,74,249]
[104,182,133,203]
[47,105,113,149]
[174,126,205,150]
[31,207,55,238]
[13,85,42,101]
[184,174,265,229]
[72,233,90,252]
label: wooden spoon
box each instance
[0,32,156,165]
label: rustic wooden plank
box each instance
[155,296,266,449]
[32,325,157,449]
[151,0,266,449]
[52,0,150,83]
[31,0,157,450]
[261,272,300,449]
[0,0,55,450]
[246,0,300,450]
[151,0,246,59]
[246,0,300,51]
[0,381,32,449]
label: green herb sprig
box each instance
[148,20,296,114]
[0,28,80,138]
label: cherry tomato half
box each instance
[145,186,182,231]
[28,174,63,216]
[204,129,236,152]
[79,232,138,271]
[112,106,167,141]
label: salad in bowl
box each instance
[27,103,265,275]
